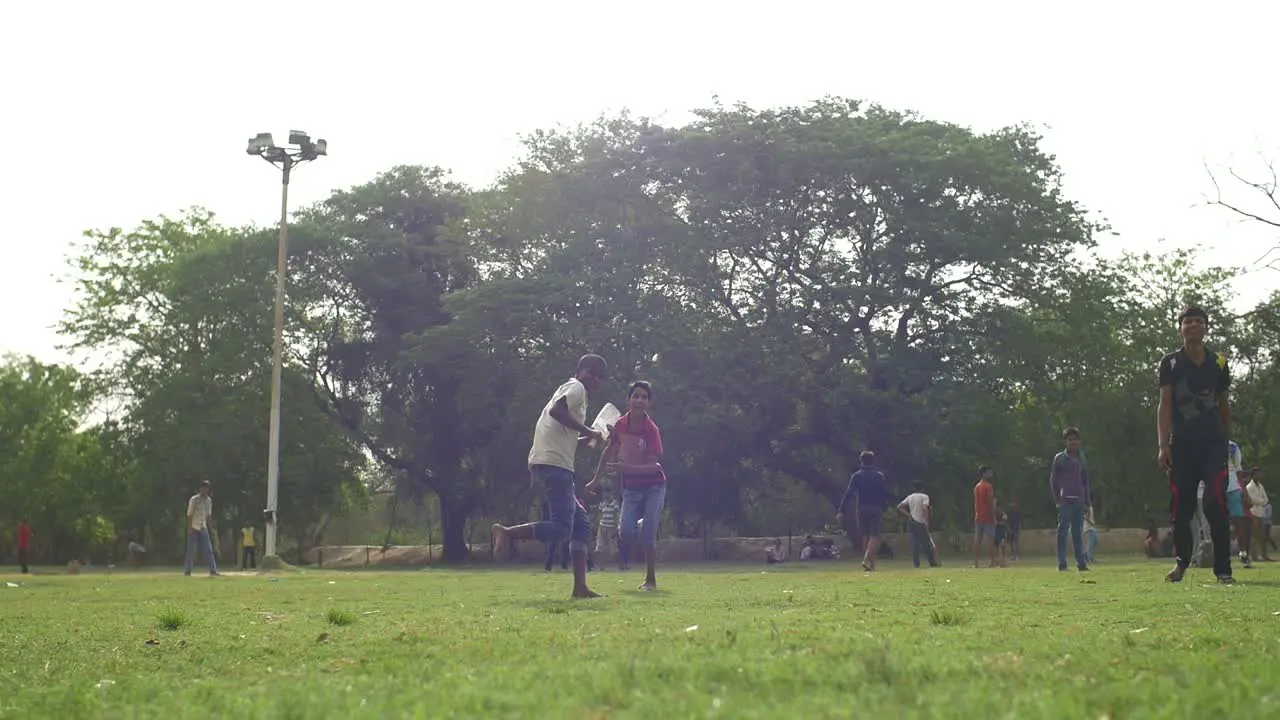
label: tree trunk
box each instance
[438,491,471,564]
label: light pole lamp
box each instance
[246,130,327,562]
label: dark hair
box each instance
[977,465,991,477]
[859,450,875,466]
[198,480,211,488]
[913,481,925,492]
[627,380,653,399]
[1063,426,1081,440]
[1178,306,1210,326]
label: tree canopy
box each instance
[15,97,1277,564]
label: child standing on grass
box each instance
[17,519,32,574]
[588,381,666,592]
[595,491,620,564]
[973,466,998,568]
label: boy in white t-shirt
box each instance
[491,354,609,599]
[1245,468,1272,562]
[897,482,938,568]
[1226,441,1253,567]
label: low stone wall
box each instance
[306,527,1155,568]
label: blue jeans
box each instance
[1057,502,1087,568]
[184,527,218,575]
[530,465,591,552]
[1084,529,1099,563]
[620,484,667,561]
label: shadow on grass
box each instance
[516,598,608,614]
[1238,579,1280,588]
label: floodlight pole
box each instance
[246,131,327,562]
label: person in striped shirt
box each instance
[595,491,621,563]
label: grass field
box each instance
[1,557,1277,719]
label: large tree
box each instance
[60,210,366,557]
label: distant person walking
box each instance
[1050,426,1091,572]
[16,519,32,574]
[1246,468,1272,562]
[973,466,998,568]
[1007,501,1023,561]
[241,524,258,570]
[184,480,219,577]
[897,482,938,568]
[836,451,892,572]
[492,354,609,599]
[1157,306,1235,584]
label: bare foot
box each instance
[572,588,602,599]
[638,582,656,592]
[490,523,510,559]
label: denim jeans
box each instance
[620,484,667,560]
[184,527,218,575]
[908,520,938,567]
[530,465,591,551]
[1056,502,1087,568]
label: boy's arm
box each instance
[1217,356,1232,434]
[1049,456,1062,506]
[1157,355,1175,453]
[548,390,595,437]
[836,474,856,518]
[588,441,620,486]
[1082,464,1093,508]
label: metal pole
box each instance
[264,159,292,559]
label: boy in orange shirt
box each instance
[973,466,999,568]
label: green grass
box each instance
[1,558,1277,718]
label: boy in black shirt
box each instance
[1157,306,1234,584]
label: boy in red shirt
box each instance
[973,467,998,568]
[588,381,666,591]
[17,519,33,574]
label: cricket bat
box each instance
[581,403,621,447]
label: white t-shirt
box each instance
[187,494,212,531]
[1227,442,1243,492]
[527,378,588,472]
[900,492,930,524]
[1247,480,1270,516]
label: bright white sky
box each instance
[3,1,1278,367]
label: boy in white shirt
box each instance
[897,482,938,568]
[1246,468,1272,562]
[1226,441,1253,567]
[184,481,219,577]
[491,354,609,599]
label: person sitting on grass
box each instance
[766,539,785,565]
